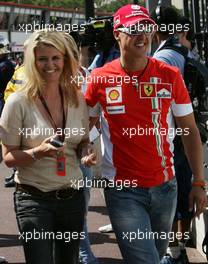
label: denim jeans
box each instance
[79,164,99,264]
[14,189,85,264]
[104,177,177,264]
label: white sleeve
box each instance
[88,103,101,117]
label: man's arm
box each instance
[174,113,207,217]
[4,75,17,101]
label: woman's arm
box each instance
[2,136,65,167]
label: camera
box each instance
[71,16,115,51]
[50,138,64,148]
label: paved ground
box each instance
[1,146,208,264]
[0,161,123,264]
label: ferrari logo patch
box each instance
[144,84,154,96]
[140,83,156,98]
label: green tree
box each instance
[96,0,145,13]
[0,0,85,8]
[0,0,145,12]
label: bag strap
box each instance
[157,35,189,59]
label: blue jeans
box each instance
[79,164,99,264]
[14,189,85,264]
[104,178,177,264]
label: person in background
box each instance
[88,25,120,235]
[3,40,28,188]
[0,29,96,264]
[70,31,99,264]
[0,43,15,115]
[85,4,207,263]
[16,56,23,68]
[177,16,200,60]
[0,43,15,191]
[151,6,205,264]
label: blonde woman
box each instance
[0,29,95,264]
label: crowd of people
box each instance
[0,3,207,264]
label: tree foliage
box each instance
[0,0,85,8]
[97,0,130,13]
[0,0,145,12]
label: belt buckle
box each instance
[55,189,74,200]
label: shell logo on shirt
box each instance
[109,90,120,100]
[106,86,122,104]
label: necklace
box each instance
[120,58,149,92]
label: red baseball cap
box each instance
[113,4,155,31]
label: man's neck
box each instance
[120,56,148,72]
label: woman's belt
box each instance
[16,183,83,200]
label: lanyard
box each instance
[39,88,66,141]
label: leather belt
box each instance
[16,183,83,200]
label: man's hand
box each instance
[189,186,207,218]
[81,146,97,166]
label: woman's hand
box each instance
[34,136,65,159]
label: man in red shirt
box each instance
[85,4,207,263]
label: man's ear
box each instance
[182,32,186,38]
[152,32,159,44]
[113,31,120,41]
[151,31,157,42]
[184,31,188,38]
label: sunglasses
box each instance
[117,25,154,36]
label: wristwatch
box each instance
[31,148,38,161]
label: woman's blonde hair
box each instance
[21,29,80,107]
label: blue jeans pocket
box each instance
[153,177,177,195]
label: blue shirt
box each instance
[88,47,120,71]
[153,41,185,75]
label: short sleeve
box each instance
[171,70,193,117]
[0,93,24,146]
[85,70,99,107]
[80,93,89,142]
[88,103,101,117]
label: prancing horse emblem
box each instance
[144,84,153,96]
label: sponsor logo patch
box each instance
[109,90,120,100]
[106,86,122,104]
[131,5,141,10]
[140,83,156,98]
[156,84,172,98]
[106,105,125,114]
[114,15,120,25]
[140,82,172,99]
